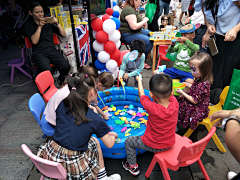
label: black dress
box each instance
[147,0,160,32]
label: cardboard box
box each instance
[56,5,63,15]
[152,32,165,40]
[58,11,67,30]
[49,7,57,18]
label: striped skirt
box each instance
[37,137,100,180]
[181,0,191,12]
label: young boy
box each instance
[154,24,199,87]
[169,0,177,26]
[118,39,145,87]
[122,74,179,176]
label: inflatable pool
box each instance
[96,86,151,159]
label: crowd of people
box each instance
[3,0,240,179]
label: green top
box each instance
[119,6,142,34]
[168,39,200,72]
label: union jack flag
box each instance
[76,25,91,66]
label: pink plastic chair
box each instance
[35,70,58,103]
[8,46,32,82]
[145,126,216,180]
[21,144,67,180]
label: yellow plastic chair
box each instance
[183,86,229,153]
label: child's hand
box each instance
[176,88,184,95]
[118,75,122,81]
[123,73,129,80]
[103,114,109,120]
[89,105,98,113]
[171,41,176,46]
[109,132,118,139]
[178,37,187,43]
[136,74,142,82]
[183,82,192,88]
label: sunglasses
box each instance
[162,19,169,22]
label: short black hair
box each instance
[149,74,172,99]
[130,39,146,54]
[29,1,42,12]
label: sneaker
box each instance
[144,63,151,69]
[122,158,140,176]
[107,174,121,180]
[227,171,238,180]
[179,22,184,26]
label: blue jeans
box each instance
[122,29,153,58]
[124,75,138,87]
[158,0,170,18]
[193,25,207,53]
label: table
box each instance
[151,40,171,71]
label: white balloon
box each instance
[92,40,104,52]
[115,40,121,49]
[112,67,119,79]
[108,30,121,42]
[106,59,118,72]
[98,51,110,63]
[92,30,97,39]
[113,5,120,12]
[103,19,116,34]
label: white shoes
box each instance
[107,173,121,180]
[227,171,238,180]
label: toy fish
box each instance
[123,113,128,116]
[125,120,129,124]
[139,120,148,124]
[115,120,125,125]
[103,91,111,95]
[138,118,146,121]
[115,138,121,144]
[125,133,131,137]
[124,105,129,109]
[131,122,140,129]
[124,124,131,127]
[125,128,131,134]
[138,107,143,111]
[106,98,112,102]
[141,112,146,116]
[115,112,120,115]
[127,110,135,114]
[110,104,114,108]
[121,127,128,132]
[102,106,108,111]
[119,117,127,121]
[105,112,112,117]
[131,115,136,120]
[103,110,108,113]
[120,112,126,116]
[146,113,149,117]
[117,110,122,113]
[109,126,114,131]
[145,122,147,126]
[130,121,135,124]
[129,104,134,110]
[112,107,116,111]
[108,108,113,112]
[136,112,143,117]
[112,153,121,155]
[132,112,136,116]
[122,109,127,112]
[111,116,116,119]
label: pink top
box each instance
[44,85,70,126]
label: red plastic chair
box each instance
[35,70,58,103]
[145,126,216,180]
[8,46,32,82]
[117,50,130,87]
[157,45,171,67]
[21,144,67,180]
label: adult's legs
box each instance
[158,0,165,18]
[193,25,207,52]
[163,3,170,15]
[32,52,53,74]
[179,12,185,24]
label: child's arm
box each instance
[119,53,128,80]
[176,88,198,104]
[100,131,118,148]
[173,10,177,18]
[179,38,200,53]
[128,54,145,78]
[95,106,109,120]
[136,75,145,97]
[168,42,180,53]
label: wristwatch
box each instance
[222,115,240,132]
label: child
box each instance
[176,52,213,130]
[154,24,200,90]
[159,15,171,31]
[118,39,145,87]
[169,0,177,26]
[44,66,114,126]
[38,74,121,180]
[122,74,179,176]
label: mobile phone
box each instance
[44,17,53,24]
[208,38,219,56]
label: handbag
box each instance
[165,42,179,62]
[223,69,240,110]
[145,0,157,24]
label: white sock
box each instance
[97,167,108,180]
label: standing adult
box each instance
[158,0,171,18]
[179,0,191,25]
[195,0,240,101]
[120,0,153,69]
[147,0,160,31]
[25,1,70,84]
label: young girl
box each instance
[118,39,146,87]
[176,52,213,130]
[38,73,121,180]
[44,65,114,126]
[159,15,171,31]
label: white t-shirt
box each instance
[191,10,205,25]
[44,84,70,126]
[169,0,177,15]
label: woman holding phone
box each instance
[25,1,70,85]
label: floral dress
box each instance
[177,80,210,130]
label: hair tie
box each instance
[69,74,72,76]
[71,87,76,90]
[85,74,88,78]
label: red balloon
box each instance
[117,57,123,67]
[110,49,121,61]
[96,31,109,43]
[102,14,110,22]
[104,41,116,54]
[106,8,114,16]
[91,18,103,31]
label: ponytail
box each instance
[63,73,96,125]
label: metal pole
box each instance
[68,0,81,68]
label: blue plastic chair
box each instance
[28,93,55,138]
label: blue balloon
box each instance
[95,51,99,58]
[111,17,121,30]
[95,60,106,70]
[112,1,117,7]
[100,68,110,73]
[112,11,120,18]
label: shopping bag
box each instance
[145,0,157,24]
[165,42,179,62]
[223,69,240,110]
